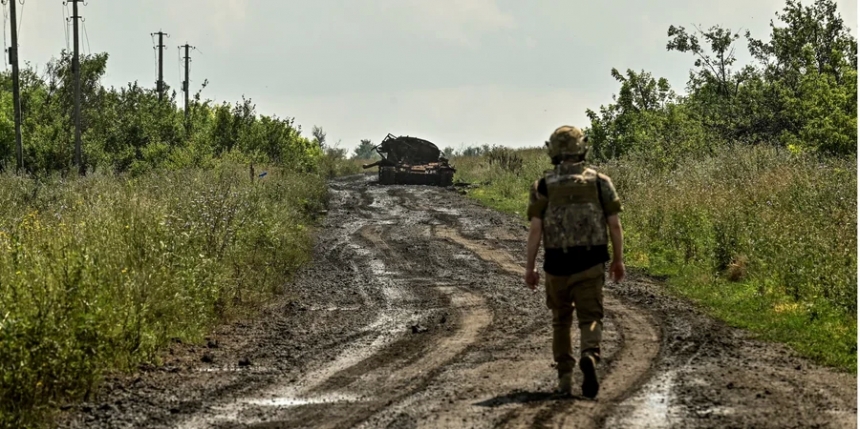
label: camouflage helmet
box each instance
[545,125,589,159]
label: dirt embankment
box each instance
[58,174,856,429]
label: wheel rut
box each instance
[433,226,660,428]
[57,175,856,429]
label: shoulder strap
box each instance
[596,174,603,203]
[595,173,607,217]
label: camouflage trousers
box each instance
[544,263,605,376]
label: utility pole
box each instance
[180,43,195,132]
[68,0,84,175]
[152,30,168,101]
[7,0,23,173]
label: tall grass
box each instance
[453,145,857,371]
[318,155,366,178]
[0,165,327,428]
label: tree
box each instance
[312,125,326,149]
[747,0,857,83]
[667,24,745,99]
[665,24,756,140]
[655,0,857,153]
[744,0,857,153]
[586,68,682,161]
[352,139,378,159]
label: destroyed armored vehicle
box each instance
[362,133,456,186]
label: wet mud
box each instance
[58,174,857,429]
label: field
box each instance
[451,144,857,371]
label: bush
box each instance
[0,165,327,427]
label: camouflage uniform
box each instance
[526,126,623,396]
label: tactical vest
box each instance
[542,163,608,252]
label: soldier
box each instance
[523,125,625,399]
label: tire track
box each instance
[433,226,661,428]
[174,186,496,429]
[59,176,856,429]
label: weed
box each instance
[0,165,327,427]
[453,144,857,372]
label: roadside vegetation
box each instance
[452,0,857,372]
[1,0,855,426]
[0,52,340,428]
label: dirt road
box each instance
[60,174,856,429]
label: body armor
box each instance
[542,163,608,252]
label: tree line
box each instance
[0,51,328,177]
[3,0,853,176]
[586,0,856,168]
[347,0,856,168]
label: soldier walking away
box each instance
[523,125,625,399]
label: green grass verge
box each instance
[450,145,857,373]
[0,164,328,428]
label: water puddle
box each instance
[607,368,738,426]
[368,259,388,277]
[452,252,478,261]
[304,305,362,312]
[432,207,462,216]
[176,227,417,429]
[195,366,275,373]
[604,370,680,428]
[244,393,362,407]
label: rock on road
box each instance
[60,174,857,429]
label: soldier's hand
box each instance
[524,269,540,290]
[610,260,625,283]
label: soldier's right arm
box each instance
[526,179,548,220]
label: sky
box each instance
[5,0,858,154]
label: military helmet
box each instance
[545,125,589,159]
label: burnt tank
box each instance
[362,133,456,186]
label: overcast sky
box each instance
[7,0,857,153]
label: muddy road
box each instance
[61,174,856,429]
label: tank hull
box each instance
[366,133,456,187]
[378,164,454,186]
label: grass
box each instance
[450,144,857,372]
[319,154,366,178]
[0,164,328,428]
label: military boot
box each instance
[579,351,599,399]
[557,372,573,396]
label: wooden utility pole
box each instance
[180,43,195,131]
[69,0,84,175]
[8,0,23,172]
[152,30,168,101]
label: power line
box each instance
[82,17,91,55]
[15,0,22,40]
[2,1,8,69]
[176,45,181,88]
[63,3,70,51]
[152,35,158,83]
